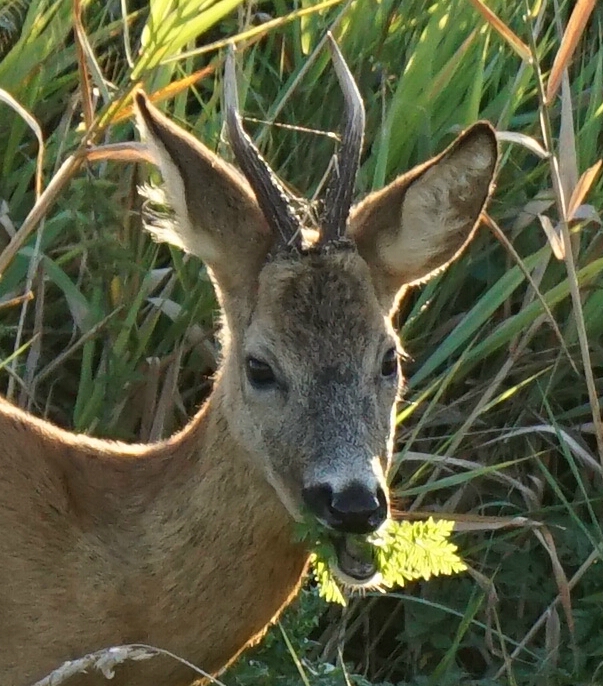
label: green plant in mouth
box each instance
[296,517,467,606]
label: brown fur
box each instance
[0,91,497,685]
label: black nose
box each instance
[302,482,388,534]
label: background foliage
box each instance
[0,0,602,684]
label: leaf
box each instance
[134,0,245,78]
[410,247,547,387]
[538,214,565,260]
[497,130,548,159]
[465,0,531,63]
[557,71,578,216]
[567,160,603,220]
[546,0,597,102]
[371,519,467,589]
[310,554,346,606]
[305,518,467,605]
[0,87,44,198]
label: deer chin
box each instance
[330,533,379,587]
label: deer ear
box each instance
[348,122,497,310]
[134,90,272,294]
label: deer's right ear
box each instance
[348,122,497,312]
[134,91,272,293]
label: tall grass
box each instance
[1,0,602,684]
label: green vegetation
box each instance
[298,518,467,607]
[1,0,602,684]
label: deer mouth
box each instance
[330,533,378,586]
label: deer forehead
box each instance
[246,249,391,363]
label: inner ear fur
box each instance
[348,122,498,309]
[134,90,272,296]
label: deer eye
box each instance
[381,348,398,379]
[245,357,277,389]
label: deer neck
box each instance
[74,381,309,678]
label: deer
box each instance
[0,37,497,686]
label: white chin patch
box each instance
[331,563,382,589]
[330,534,379,586]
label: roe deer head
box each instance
[0,37,497,686]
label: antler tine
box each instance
[321,33,366,244]
[224,44,301,248]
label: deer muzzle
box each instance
[302,480,388,585]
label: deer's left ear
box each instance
[347,122,497,310]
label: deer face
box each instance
[135,38,497,585]
[230,249,397,537]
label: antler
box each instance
[224,45,302,249]
[320,33,366,244]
